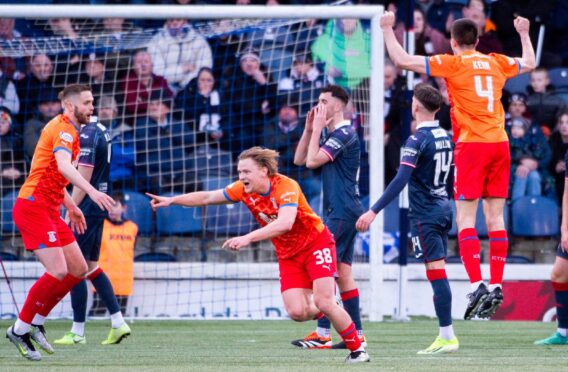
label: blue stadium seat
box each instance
[504,73,530,94]
[156,193,202,235]
[512,196,560,237]
[191,145,233,179]
[134,252,177,262]
[123,191,154,236]
[203,177,256,235]
[506,255,534,264]
[1,191,18,235]
[449,200,510,238]
[0,251,18,261]
[548,68,568,89]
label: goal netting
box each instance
[0,4,385,320]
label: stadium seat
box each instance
[504,73,530,94]
[1,191,18,235]
[548,68,568,89]
[448,200,510,238]
[445,255,462,264]
[156,193,202,235]
[123,191,154,236]
[134,252,177,262]
[191,145,233,180]
[512,196,560,237]
[0,251,18,261]
[506,255,534,264]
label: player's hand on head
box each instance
[380,11,396,29]
[146,192,172,210]
[305,108,315,131]
[513,16,530,35]
[312,104,327,131]
[356,210,377,232]
[68,205,87,235]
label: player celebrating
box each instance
[6,84,115,361]
[534,149,568,345]
[292,85,366,349]
[147,147,370,363]
[357,84,457,354]
[380,11,536,319]
[52,115,131,346]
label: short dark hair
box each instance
[58,84,91,101]
[414,83,443,113]
[451,18,478,47]
[112,191,125,205]
[320,85,349,106]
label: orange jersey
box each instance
[18,114,80,207]
[426,51,522,143]
[224,173,325,260]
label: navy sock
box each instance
[317,314,331,330]
[553,282,568,329]
[71,279,88,323]
[89,268,120,315]
[341,289,363,332]
[427,269,452,327]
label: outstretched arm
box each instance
[514,16,536,74]
[146,189,230,210]
[381,11,427,74]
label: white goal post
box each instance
[0,4,385,321]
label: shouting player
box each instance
[380,11,536,319]
[6,84,115,361]
[357,84,457,354]
[147,147,370,363]
[292,85,366,349]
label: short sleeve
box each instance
[490,53,521,79]
[52,123,76,155]
[78,128,96,167]
[426,54,460,78]
[224,180,244,203]
[400,134,424,168]
[274,179,300,208]
[320,126,354,162]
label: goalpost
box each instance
[0,4,386,321]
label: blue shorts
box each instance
[75,216,104,262]
[326,218,357,265]
[557,244,568,260]
[410,214,452,263]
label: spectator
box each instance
[549,110,568,203]
[17,53,55,123]
[277,52,324,117]
[98,95,136,191]
[507,117,554,201]
[0,108,25,194]
[463,3,503,54]
[223,49,276,158]
[80,53,118,104]
[263,104,321,201]
[0,67,20,116]
[147,19,213,92]
[394,7,450,57]
[122,49,173,120]
[527,68,567,136]
[23,88,60,163]
[0,18,26,82]
[46,18,80,39]
[90,191,138,316]
[311,19,371,89]
[134,90,195,194]
[174,67,224,146]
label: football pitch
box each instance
[0,319,566,371]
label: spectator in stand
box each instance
[90,191,138,316]
[505,93,531,127]
[134,90,195,194]
[277,52,324,117]
[311,19,370,89]
[550,110,568,203]
[0,108,25,194]
[507,116,554,201]
[527,68,567,137]
[0,68,20,116]
[80,53,118,105]
[463,2,503,54]
[122,49,173,121]
[223,48,276,158]
[98,95,136,191]
[394,6,450,57]
[23,88,60,163]
[147,19,212,93]
[17,53,55,123]
[174,67,224,147]
[263,104,321,202]
[0,18,26,82]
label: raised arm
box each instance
[146,189,230,210]
[514,16,536,74]
[381,11,427,74]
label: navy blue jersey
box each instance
[401,121,452,218]
[78,122,112,217]
[565,150,568,178]
[320,121,365,220]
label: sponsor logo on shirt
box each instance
[60,131,74,143]
[401,147,418,157]
[325,138,342,150]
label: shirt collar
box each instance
[416,120,440,129]
[334,120,351,129]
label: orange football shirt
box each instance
[426,51,522,143]
[18,114,81,207]
[224,173,325,260]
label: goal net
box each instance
[0,4,385,320]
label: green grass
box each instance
[0,319,567,371]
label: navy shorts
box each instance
[326,218,357,265]
[410,214,452,263]
[557,243,568,260]
[75,216,104,262]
